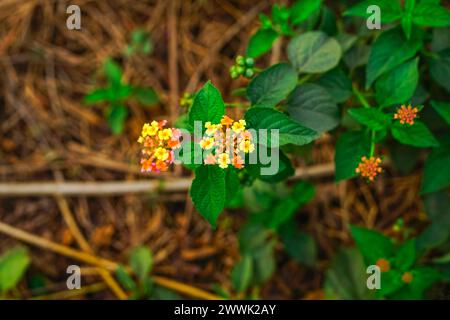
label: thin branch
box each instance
[0,221,222,300]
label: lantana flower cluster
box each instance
[199,115,255,169]
[355,156,383,182]
[394,104,419,125]
[138,120,181,173]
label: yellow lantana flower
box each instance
[200,137,215,150]
[217,153,230,169]
[158,128,173,140]
[154,147,169,161]
[232,120,246,133]
[239,140,254,153]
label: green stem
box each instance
[253,67,263,73]
[297,74,313,85]
[352,84,371,109]
[369,130,376,157]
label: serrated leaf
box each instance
[366,27,423,88]
[0,247,30,292]
[375,58,419,107]
[246,28,279,58]
[190,165,226,227]
[287,83,339,133]
[350,225,394,265]
[290,0,322,25]
[245,108,318,147]
[391,121,439,148]
[413,3,450,27]
[287,31,342,74]
[316,67,352,103]
[347,108,391,130]
[247,63,297,108]
[188,81,225,128]
[421,136,450,193]
[334,131,370,181]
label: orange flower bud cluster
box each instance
[138,120,181,173]
[355,156,383,181]
[199,115,255,169]
[394,104,419,125]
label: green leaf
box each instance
[324,248,374,299]
[365,27,423,88]
[247,63,297,109]
[188,81,225,128]
[130,246,153,283]
[0,247,30,292]
[431,28,450,52]
[344,43,370,69]
[401,14,413,39]
[408,267,441,296]
[416,191,450,252]
[252,241,275,285]
[350,225,394,265]
[104,58,123,87]
[375,58,419,107]
[421,136,450,193]
[287,31,342,74]
[133,87,158,106]
[280,221,317,267]
[115,265,137,291]
[347,108,391,131]
[246,28,279,58]
[290,0,322,25]
[84,88,112,104]
[316,67,352,103]
[379,270,404,297]
[231,255,253,293]
[107,104,128,134]
[391,121,439,148]
[430,48,450,93]
[245,108,318,147]
[343,0,402,23]
[286,83,339,133]
[413,3,450,27]
[430,101,450,125]
[190,165,226,227]
[245,149,295,183]
[334,131,370,181]
[393,239,416,271]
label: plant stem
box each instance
[369,130,376,157]
[297,74,313,85]
[352,84,371,109]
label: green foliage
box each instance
[115,246,179,300]
[124,29,153,56]
[245,108,318,147]
[334,131,370,181]
[85,58,158,134]
[190,165,226,228]
[349,226,445,299]
[287,31,342,74]
[188,81,225,129]
[287,83,339,133]
[0,247,30,293]
[247,63,297,108]
[348,108,391,131]
[391,121,439,148]
[421,135,450,193]
[375,58,419,107]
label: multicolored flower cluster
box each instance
[138,120,181,173]
[199,115,255,169]
[394,104,419,125]
[355,156,383,181]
